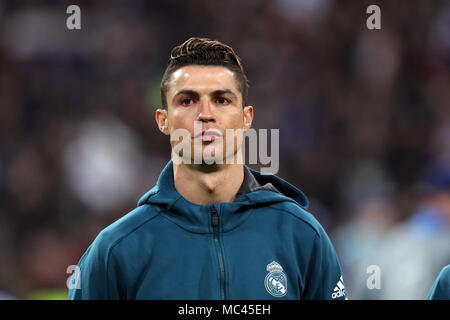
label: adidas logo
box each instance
[331,276,346,299]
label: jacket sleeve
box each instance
[428,265,450,300]
[301,225,348,300]
[68,236,122,300]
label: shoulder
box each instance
[267,200,324,239]
[90,204,162,254]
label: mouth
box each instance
[194,129,223,142]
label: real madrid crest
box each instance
[264,261,287,297]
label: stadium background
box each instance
[0,0,449,299]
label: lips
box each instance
[194,129,223,142]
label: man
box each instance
[68,37,347,300]
[428,265,450,300]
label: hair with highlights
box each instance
[160,37,249,108]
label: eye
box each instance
[215,97,230,105]
[181,98,194,106]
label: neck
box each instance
[173,162,244,205]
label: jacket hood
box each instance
[245,166,308,209]
[137,160,308,233]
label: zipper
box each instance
[211,205,226,300]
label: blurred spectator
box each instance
[409,161,450,237]
[333,160,401,298]
[62,113,148,212]
[335,161,450,299]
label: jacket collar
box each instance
[138,160,308,233]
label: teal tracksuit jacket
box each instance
[428,265,450,300]
[68,160,347,300]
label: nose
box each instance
[196,98,215,123]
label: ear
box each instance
[243,106,254,131]
[155,108,170,135]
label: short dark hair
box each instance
[160,37,249,109]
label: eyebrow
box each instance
[211,89,238,99]
[172,89,238,103]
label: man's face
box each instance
[156,65,253,165]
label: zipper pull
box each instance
[211,206,219,227]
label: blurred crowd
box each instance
[0,0,449,299]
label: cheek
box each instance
[168,114,195,136]
[227,111,245,128]
[168,112,185,129]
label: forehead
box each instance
[167,65,238,93]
